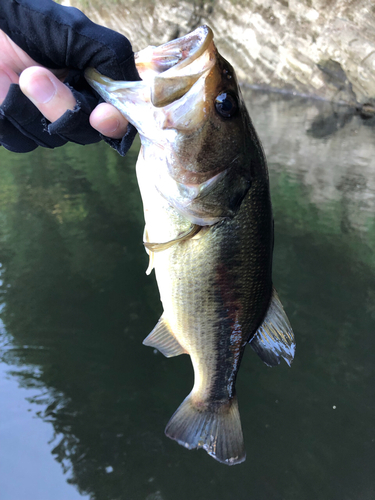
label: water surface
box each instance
[0,91,374,500]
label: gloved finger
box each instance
[0,112,38,152]
[20,67,129,140]
[0,83,67,151]
[46,85,101,145]
[0,124,39,152]
[1,80,137,155]
[89,102,129,139]
[19,66,76,122]
[101,122,138,157]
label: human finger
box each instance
[89,102,129,139]
[19,66,77,122]
[0,65,19,104]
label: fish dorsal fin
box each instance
[249,287,295,367]
[143,316,187,358]
[143,224,201,253]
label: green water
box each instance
[0,91,374,500]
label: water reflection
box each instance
[306,105,354,139]
[0,91,374,499]
[245,89,375,243]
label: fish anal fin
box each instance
[143,316,187,357]
[249,287,296,367]
[165,393,245,465]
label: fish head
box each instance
[86,26,266,225]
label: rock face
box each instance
[65,0,375,104]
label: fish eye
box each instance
[214,92,238,118]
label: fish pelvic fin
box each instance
[143,316,187,357]
[165,393,246,465]
[249,287,296,367]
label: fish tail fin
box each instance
[165,393,245,465]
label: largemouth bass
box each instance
[85,26,295,465]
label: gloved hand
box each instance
[0,0,140,154]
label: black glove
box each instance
[0,0,140,154]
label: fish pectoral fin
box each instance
[249,287,296,367]
[143,224,201,253]
[143,316,187,357]
[165,393,245,465]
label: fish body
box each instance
[86,26,295,465]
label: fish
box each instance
[85,25,295,465]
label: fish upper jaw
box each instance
[135,25,215,108]
[136,25,213,76]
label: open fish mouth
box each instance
[85,26,250,226]
[85,25,216,130]
[135,25,214,107]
